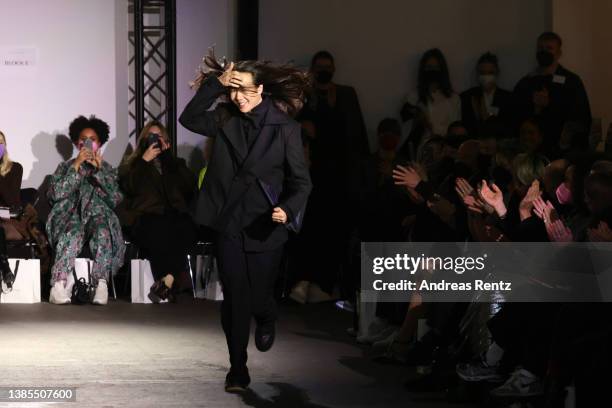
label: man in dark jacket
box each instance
[514,32,592,159]
[179,59,311,393]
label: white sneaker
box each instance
[49,281,71,305]
[490,368,543,397]
[92,279,108,305]
[456,359,505,383]
[289,281,309,304]
[371,329,399,350]
[306,283,334,303]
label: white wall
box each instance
[176,0,236,170]
[0,0,128,189]
[259,0,552,150]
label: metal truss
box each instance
[128,0,177,151]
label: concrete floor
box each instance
[0,299,476,408]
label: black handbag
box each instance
[0,259,18,295]
[71,261,94,304]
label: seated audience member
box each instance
[514,32,592,159]
[119,121,197,303]
[0,130,23,288]
[361,118,411,241]
[0,131,50,279]
[0,130,23,215]
[47,115,125,305]
[461,52,514,136]
[519,118,545,155]
[400,48,461,158]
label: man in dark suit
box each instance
[179,59,312,393]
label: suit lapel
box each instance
[241,124,277,173]
[222,116,248,162]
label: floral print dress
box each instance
[46,159,125,285]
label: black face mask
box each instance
[315,70,333,84]
[536,50,555,68]
[422,69,443,86]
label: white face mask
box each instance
[479,74,497,88]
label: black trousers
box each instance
[131,213,197,281]
[215,234,284,372]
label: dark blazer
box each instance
[460,86,514,136]
[117,155,197,227]
[179,76,312,252]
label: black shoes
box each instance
[225,368,250,393]
[147,280,175,303]
[0,255,14,290]
[255,321,276,352]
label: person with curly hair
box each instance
[47,115,125,305]
[180,50,312,392]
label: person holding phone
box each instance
[47,115,125,305]
[118,121,197,303]
[179,51,311,393]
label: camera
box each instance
[146,132,161,148]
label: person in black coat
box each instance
[460,52,514,137]
[118,121,198,302]
[513,32,592,159]
[179,53,312,393]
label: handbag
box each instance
[0,259,18,295]
[71,261,94,304]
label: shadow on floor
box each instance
[239,382,331,408]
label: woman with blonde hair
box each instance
[0,130,23,211]
[118,121,197,303]
[0,130,23,289]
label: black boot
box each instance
[147,279,171,303]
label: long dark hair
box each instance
[124,120,169,166]
[191,49,311,117]
[417,48,453,104]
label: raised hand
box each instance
[91,150,103,169]
[142,143,162,162]
[454,178,474,200]
[392,165,422,189]
[455,178,493,215]
[218,62,242,88]
[479,180,506,217]
[73,147,93,171]
[533,197,558,224]
[587,221,612,242]
[546,219,573,242]
[519,180,541,221]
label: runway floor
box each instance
[0,298,477,408]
